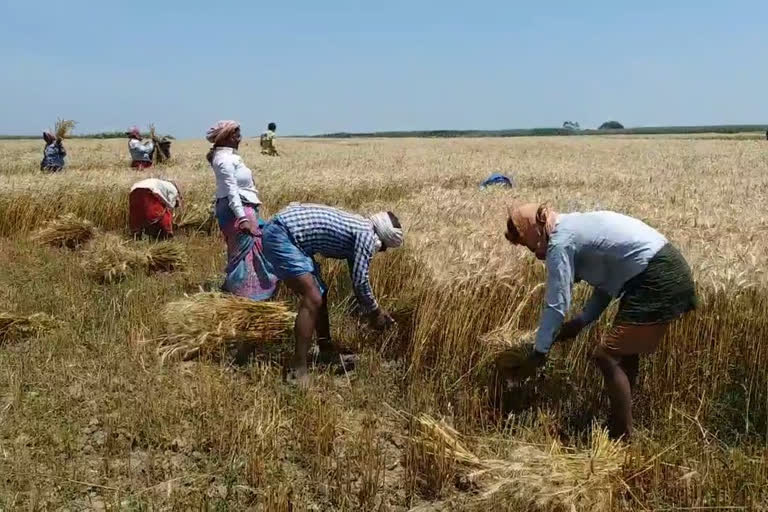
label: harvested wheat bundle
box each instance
[176,202,216,232]
[0,312,58,344]
[55,118,77,140]
[479,324,537,376]
[145,242,188,272]
[31,214,96,249]
[154,292,295,363]
[413,414,624,512]
[83,235,189,283]
[149,124,172,164]
[82,234,146,283]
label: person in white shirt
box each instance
[206,120,277,301]
[127,126,155,169]
[129,178,181,239]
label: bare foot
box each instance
[285,365,310,388]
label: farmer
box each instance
[40,131,66,173]
[129,178,181,239]
[504,203,697,440]
[207,120,278,300]
[260,122,279,156]
[262,203,403,382]
[127,126,154,169]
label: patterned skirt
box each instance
[215,199,278,301]
[615,243,698,325]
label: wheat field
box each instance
[1,136,767,510]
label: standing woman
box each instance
[505,203,697,440]
[207,120,277,300]
[40,131,66,173]
[127,126,154,169]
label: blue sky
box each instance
[1,1,766,138]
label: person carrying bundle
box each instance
[127,126,154,169]
[260,122,279,156]
[207,120,278,301]
[261,203,403,383]
[503,203,697,440]
[40,131,66,173]
[129,178,181,239]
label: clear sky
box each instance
[2,1,766,138]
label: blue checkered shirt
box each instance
[274,204,380,313]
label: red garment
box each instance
[131,160,153,169]
[129,188,173,238]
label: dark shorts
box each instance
[615,243,698,325]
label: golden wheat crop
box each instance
[0,135,766,510]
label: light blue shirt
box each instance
[535,211,667,353]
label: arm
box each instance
[533,246,574,355]
[576,288,612,326]
[350,233,379,314]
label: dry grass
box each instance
[0,312,58,345]
[411,414,624,511]
[31,213,96,249]
[154,292,295,363]
[1,136,767,510]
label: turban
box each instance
[43,131,56,144]
[370,212,404,249]
[206,120,240,145]
[506,202,558,256]
[127,126,141,139]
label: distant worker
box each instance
[260,122,279,156]
[129,178,181,239]
[207,120,278,301]
[40,131,66,173]
[127,126,155,169]
[261,203,403,383]
[504,203,697,440]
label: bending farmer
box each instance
[262,203,403,383]
[505,203,697,440]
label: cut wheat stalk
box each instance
[31,214,96,249]
[175,202,216,232]
[82,234,188,283]
[153,292,295,363]
[149,124,172,164]
[82,234,146,283]
[54,118,77,140]
[145,242,188,273]
[0,312,59,345]
[412,414,624,511]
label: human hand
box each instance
[556,318,586,343]
[367,308,395,330]
[238,219,255,235]
[511,350,547,380]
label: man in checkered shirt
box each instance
[262,203,404,383]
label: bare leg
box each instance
[593,347,633,440]
[620,354,640,390]
[316,292,333,353]
[592,323,668,440]
[282,274,323,382]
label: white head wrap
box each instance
[369,212,403,249]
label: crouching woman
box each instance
[129,178,181,239]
